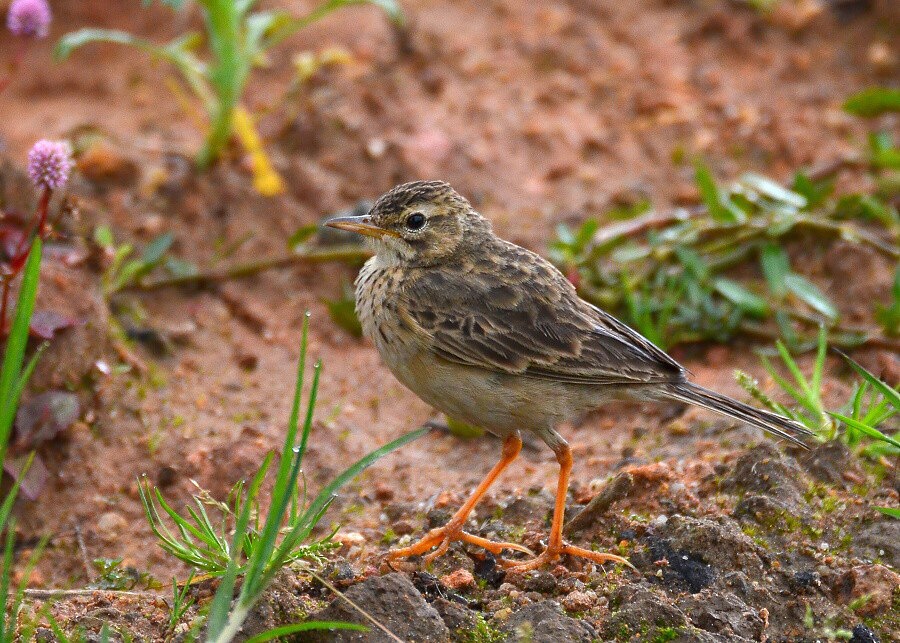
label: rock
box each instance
[238,571,309,638]
[96,511,127,542]
[440,569,475,591]
[431,597,478,640]
[834,565,900,617]
[677,591,766,640]
[798,440,854,485]
[521,570,557,594]
[603,587,688,640]
[721,444,806,507]
[733,494,808,532]
[76,139,140,185]
[850,623,881,643]
[303,573,450,642]
[852,521,900,568]
[644,535,716,593]
[501,600,595,643]
[658,515,770,581]
[27,255,108,392]
[501,493,552,526]
[561,590,594,613]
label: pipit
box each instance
[326,181,812,571]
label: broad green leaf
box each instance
[142,233,174,265]
[874,507,900,519]
[288,224,319,251]
[93,225,115,248]
[740,173,806,209]
[784,274,838,320]
[791,172,833,210]
[713,278,768,318]
[695,160,736,223]
[759,243,789,298]
[843,87,900,117]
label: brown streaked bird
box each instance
[326,180,812,571]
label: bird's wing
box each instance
[399,243,685,386]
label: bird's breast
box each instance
[355,258,418,360]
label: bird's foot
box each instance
[500,541,633,572]
[387,524,533,566]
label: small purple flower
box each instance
[27,139,72,191]
[6,0,51,39]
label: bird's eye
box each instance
[405,212,426,231]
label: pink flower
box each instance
[27,139,72,191]
[6,0,51,39]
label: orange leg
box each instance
[501,444,633,572]
[387,434,533,565]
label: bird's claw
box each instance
[499,541,634,572]
[387,525,533,566]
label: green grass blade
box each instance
[838,351,900,410]
[829,412,900,450]
[297,427,429,539]
[874,507,900,519]
[0,239,42,467]
[244,621,368,642]
[244,322,314,597]
[206,453,271,638]
[784,274,838,320]
[774,339,811,396]
[811,326,827,399]
[0,521,14,637]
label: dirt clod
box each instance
[502,600,596,643]
[304,572,450,642]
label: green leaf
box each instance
[784,274,838,320]
[713,278,769,317]
[740,173,807,209]
[0,239,42,467]
[93,225,115,248]
[294,426,430,549]
[874,507,900,519]
[829,412,900,450]
[244,622,368,643]
[839,352,900,410]
[142,233,174,265]
[695,160,736,223]
[324,287,362,337]
[760,243,789,298]
[287,224,319,251]
[792,172,834,210]
[843,87,900,117]
[258,0,404,52]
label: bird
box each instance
[326,180,813,571]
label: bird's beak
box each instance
[324,215,401,239]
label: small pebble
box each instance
[562,589,595,612]
[440,569,475,591]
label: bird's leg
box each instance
[387,433,533,565]
[502,443,633,572]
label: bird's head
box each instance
[325,181,491,265]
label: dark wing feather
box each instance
[400,241,685,386]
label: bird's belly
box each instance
[384,348,601,435]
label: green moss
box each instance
[649,626,681,643]
[461,614,505,643]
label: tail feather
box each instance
[662,382,814,448]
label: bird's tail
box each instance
[660,381,814,448]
